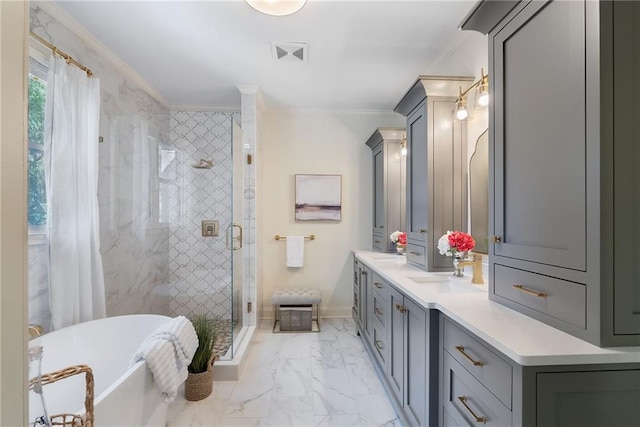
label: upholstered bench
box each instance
[271,289,321,332]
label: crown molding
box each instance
[34,1,170,107]
[170,104,241,113]
[237,85,259,95]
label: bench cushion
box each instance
[272,289,321,305]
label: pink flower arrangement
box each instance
[438,230,475,256]
[389,231,407,246]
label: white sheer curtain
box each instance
[44,56,106,330]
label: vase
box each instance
[396,244,406,255]
[452,253,467,277]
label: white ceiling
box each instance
[55,0,482,111]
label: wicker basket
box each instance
[29,364,94,427]
[184,355,215,401]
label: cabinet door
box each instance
[492,0,586,271]
[388,287,404,403]
[359,267,369,331]
[353,261,360,325]
[406,101,428,244]
[373,144,385,236]
[365,267,373,342]
[404,298,428,426]
[537,370,640,427]
[612,0,640,335]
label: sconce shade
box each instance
[476,77,489,107]
[455,97,469,121]
[245,0,307,16]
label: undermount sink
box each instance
[407,275,450,284]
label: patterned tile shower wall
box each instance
[168,111,239,320]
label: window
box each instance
[28,54,48,232]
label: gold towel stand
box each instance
[274,234,316,241]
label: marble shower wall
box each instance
[168,111,239,321]
[28,4,171,330]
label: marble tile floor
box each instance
[167,318,402,427]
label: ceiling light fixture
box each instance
[453,68,489,121]
[245,0,307,16]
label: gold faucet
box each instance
[28,324,44,338]
[456,254,484,285]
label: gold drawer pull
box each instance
[455,346,484,367]
[409,251,422,256]
[420,228,427,234]
[395,303,407,314]
[374,339,384,351]
[457,396,487,423]
[512,284,547,298]
[490,235,502,243]
[374,282,384,289]
[374,240,382,243]
[375,308,383,316]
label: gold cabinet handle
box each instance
[409,251,421,256]
[374,282,383,289]
[395,303,407,314]
[490,235,502,243]
[419,228,427,234]
[374,240,382,243]
[374,339,384,351]
[374,308,383,316]
[457,396,487,423]
[512,284,547,298]
[455,346,484,367]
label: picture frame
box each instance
[295,174,342,221]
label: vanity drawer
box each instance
[372,234,386,251]
[443,352,511,427]
[405,243,426,267]
[371,272,389,301]
[371,316,388,368]
[443,318,512,409]
[373,292,387,328]
[494,264,586,329]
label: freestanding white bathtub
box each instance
[29,314,172,427]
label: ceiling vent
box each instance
[271,42,308,63]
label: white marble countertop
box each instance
[354,250,640,366]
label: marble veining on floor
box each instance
[167,318,401,427]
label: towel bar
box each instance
[274,234,315,241]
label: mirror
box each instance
[470,129,489,254]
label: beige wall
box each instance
[259,110,404,318]
[0,1,28,425]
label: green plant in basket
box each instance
[188,314,218,374]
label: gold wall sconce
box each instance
[454,68,489,121]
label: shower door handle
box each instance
[232,224,243,250]
[226,223,243,250]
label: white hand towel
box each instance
[131,316,198,403]
[286,236,304,268]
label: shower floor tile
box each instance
[167,318,400,427]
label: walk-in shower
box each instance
[166,112,251,362]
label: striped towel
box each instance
[131,316,198,402]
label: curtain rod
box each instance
[29,31,94,77]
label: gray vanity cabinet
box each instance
[440,314,640,427]
[353,260,369,333]
[463,0,640,346]
[394,77,470,272]
[366,128,406,252]
[388,286,438,427]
